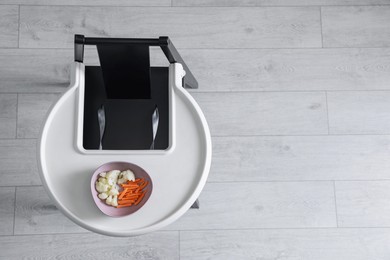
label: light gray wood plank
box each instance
[173,0,257,6]
[336,181,390,227]
[210,135,390,182]
[192,92,328,136]
[0,187,15,235]
[19,6,321,48]
[17,93,60,138]
[174,0,390,6]
[0,231,179,259]
[0,0,170,5]
[167,182,336,230]
[0,139,40,186]
[14,186,85,235]
[0,94,16,138]
[327,91,390,134]
[322,6,390,47]
[0,48,101,93]
[183,48,390,91]
[0,49,71,93]
[180,228,390,260]
[258,0,390,4]
[0,5,18,48]
[12,182,332,234]
[2,48,390,93]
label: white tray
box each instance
[38,62,212,236]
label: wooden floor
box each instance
[1,0,390,259]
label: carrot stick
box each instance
[119,201,134,204]
[116,177,148,208]
[118,188,129,199]
[138,180,148,189]
[120,184,139,189]
[119,198,136,202]
[117,204,133,208]
[126,179,143,185]
[136,179,145,185]
[118,199,135,204]
[123,194,138,199]
[124,192,139,196]
[134,191,146,205]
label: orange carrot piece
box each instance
[134,191,146,205]
[120,184,139,188]
[120,197,136,201]
[126,179,142,185]
[117,204,133,208]
[121,193,134,197]
[138,180,148,189]
[122,194,138,199]
[115,178,148,208]
[121,186,138,189]
[118,188,129,199]
[124,191,138,196]
[118,199,135,204]
[136,179,145,185]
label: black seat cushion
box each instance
[83,66,169,150]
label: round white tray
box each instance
[38,62,212,236]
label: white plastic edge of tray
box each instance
[37,62,212,236]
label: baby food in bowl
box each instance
[91,161,152,217]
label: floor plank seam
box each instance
[17,5,20,49]
[319,6,324,48]
[0,137,37,140]
[206,180,390,184]
[13,46,390,50]
[5,90,390,95]
[4,90,390,95]
[167,226,390,232]
[4,133,390,140]
[190,90,390,94]
[211,133,390,137]
[18,4,173,8]
[12,186,17,235]
[0,230,177,237]
[15,4,390,8]
[0,91,64,95]
[333,181,339,228]
[159,226,390,232]
[0,185,43,188]
[178,231,181,260]
[3,226,390,238]
[15,94,19,138]
[325,91,330,134]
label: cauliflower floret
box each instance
[98,177,108,184]
[98,192,108,200]
[108,187,119,196]
[106,170,120,185]
[106,195,113,206]
[111,195,118,207]
[106,170,120,179]
[118,170,135,184]
[95,181,109,193]
[96,169,136,207]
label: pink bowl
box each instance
[91,161,153,217]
